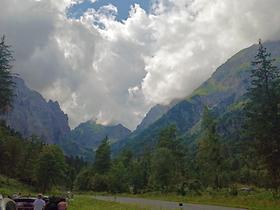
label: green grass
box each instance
[118,191,280,210]
[68,195,166,210]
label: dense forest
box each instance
[0,35,279,197]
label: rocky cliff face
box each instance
[0,77,70,144]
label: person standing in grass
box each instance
[33,194,46,210]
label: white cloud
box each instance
[0,0,280,130]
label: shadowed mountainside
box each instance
[0,77,70,144]
[66,120,131,150]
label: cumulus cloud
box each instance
[0,0,280,130]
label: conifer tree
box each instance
[149,125,187,192]
[197,106,223,189]
[94,136,111,174]
[0,35,14,113]
[245,40,280,193]
[36,145,66,193]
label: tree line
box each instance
[0,122,87,193]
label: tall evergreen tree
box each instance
[36,145,66,193]
[245,40,280,193]
[94,136,111,174]
[150,125,187,192]
[0,35,14,113]
[197,106,223,189]
[158,125,177,149]
[157,125,186,170]
[150,147,175,192]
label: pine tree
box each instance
[36,145,66,193]
[245,40,280,194]
[197,106,223,189]
[94,136,111,174]
[0,35,14,113]
[147,125,188,192]
[150,147,175,192]
[157,125,177,149]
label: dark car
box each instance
[13,197,35,210]
[45,196,65,210]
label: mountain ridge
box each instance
[66,120,131,151]
[112,40,280,155]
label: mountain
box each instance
[136,100,180,131]
[113,40,280,155]
[136,104,170,131]
[66,120,131,151]
[0,77,70,144]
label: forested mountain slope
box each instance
[66,120,131,150]
[112,40,280,155]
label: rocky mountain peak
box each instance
[0,77,70,144]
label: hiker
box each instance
[33,194,46,210]
[57,198,68,210]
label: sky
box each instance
[1,0,280,130]
[67,0,151,21]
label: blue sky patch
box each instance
[67,0,152,21]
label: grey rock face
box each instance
[0,77,70,144]
[136,99,181,132]
[136,104,170,131]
